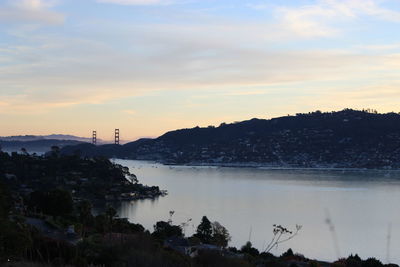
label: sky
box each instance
[1,0,400,141]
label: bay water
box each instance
[115,159,400,263]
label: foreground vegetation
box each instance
[0,149,164,202]
[0,152,398,266]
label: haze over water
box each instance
[115,160,400,264]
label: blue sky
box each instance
[1,0,400,140]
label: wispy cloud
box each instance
[324,0,400,22]
[0,88,134,114]
[0,0,64,25]
[275,5,339,38]
[291,78,400,114]
[356,43,400,52]
[123,109,137,115]
[13,0,57,10]
[223,91,267,96]
[272,0,400,37]
[96,0,179,6]
[1,0,400,138]
[1,15,398,115]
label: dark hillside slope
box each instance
[61,109,400,169]
[158,110,399,145]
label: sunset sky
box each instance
[1,0,400,141]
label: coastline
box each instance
[126,159,400,172]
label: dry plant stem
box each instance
[263,226,301,253]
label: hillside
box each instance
[0,134,94,142]
[60,109,400,169]
[0,134,106,153]
[0,139,85,153]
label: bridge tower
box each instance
[115,129,120,145]
[92,130,97,145]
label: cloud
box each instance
[0,87,133,115]
[356,43,400,52]
[1,0,400,116]
[0,0,64,25]
[273,0,400,37]
[296,81,400,113]
[275,5,339,37]
[96,0,177,5]
[0,32,393,115]
[13,0,56,10]
[123,109,137,115]
[223,91,268,97]
[324,0,400,22]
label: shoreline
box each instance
[117,159,400,172]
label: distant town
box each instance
[52,109,400,170]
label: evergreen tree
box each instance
[195,216,212,243]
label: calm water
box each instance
[114,159,400,263]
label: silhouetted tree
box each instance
[211,221,231,248]
[346,254,362,267]
[241,241,259,257]
[20,147,28,155]
[362,258,383,267]
[281,248,294,258]
[152,221,183,240]
[195,216,212,243]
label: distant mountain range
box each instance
[0,134,94,153]
[60,109,400,169]
[0,134,93,142]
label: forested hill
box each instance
[61,109,400,169]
